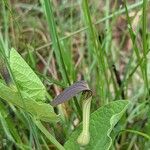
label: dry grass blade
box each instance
[0,59,11,84]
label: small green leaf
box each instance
[9,48,46,101]
[0,82,59,122]
[64,100,130,150]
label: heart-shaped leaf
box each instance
[0,82,59,122]
[9,48,46,102]
[64,100,130,150]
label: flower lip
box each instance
[51,80,92,106]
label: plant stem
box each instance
[35,120,65,150]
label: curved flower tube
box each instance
[51,80,92,146]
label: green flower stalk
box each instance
[77,97,91,146]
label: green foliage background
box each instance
[0,0,150,149]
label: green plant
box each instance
[0,0,150,149]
